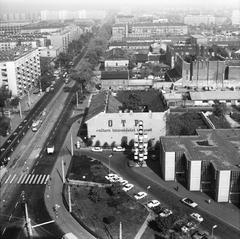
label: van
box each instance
[62,232,78,239]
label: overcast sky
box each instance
[0,0,239,13]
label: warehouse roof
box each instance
[189,90,240,101]
[161,129,240,171]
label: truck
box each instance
[61,233,78,239]
[47,145,54,154]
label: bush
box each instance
[88,186,103,203]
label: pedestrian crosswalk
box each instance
[4,173,50,185]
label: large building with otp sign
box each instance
[84,90,169,146]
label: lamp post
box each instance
[211,225,217,238]
[147,186,151,204]
[108,153,113,174]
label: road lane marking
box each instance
[36,161,39,165]
[5,175,11,183]
[9,214,12,221]
[20,175,28,184]
[37,175,43,184]
[15,202,18,208]
[44,175,50,184]
[40,175,46,184]
[33,175,39,184]
[28,175,35,184]
[24,175,32,184]
[2,228,6,235]
[32,169,35,174]
[9,174,17,184]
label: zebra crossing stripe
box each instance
[32,175,39,184]
[40,175,46,184]
[29,175,35,184]
[36,175,42,184]
[9,174,17,184]
[5,174,12,184]
[24,175,32,184]
[44,175,50,184]
[20,174,28,184]
[17,174,24,184]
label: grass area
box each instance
[208,115,231,129]
[65,155,149,239]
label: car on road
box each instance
[91,147,103,152]
[113,146,125,152]
[147,200,161,208]
[159,208,173,217]
[190,213,203,222]
[122,183,134,192]
[181,198,198,208]
[134,192,147,200]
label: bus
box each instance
[31,119,41,132]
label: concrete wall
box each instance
[86,111,167,146]
[216,170,231,202]
[188,160,201,191]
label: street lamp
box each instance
[146,186,151,204]
[211,225,217,238]
[108,153,113,174]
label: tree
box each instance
[10,97,20,107]
[88,186,103,202]
[0,85,12,116]
[122,92,142,112]
[155,215,176,235]
[0,116,11,136]
[109,182,122,196]
[212,100,227,117]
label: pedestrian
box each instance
[208,199,211,204]
[176,186,179,191]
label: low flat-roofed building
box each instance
[189,90,240,106]
[160,129,240,202]
[190,35,208,45]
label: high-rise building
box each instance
[232,10,240,25]
[184,14,215,26]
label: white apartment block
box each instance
[184,15,215,26]
[0,47,41,96]
[232,10,240,25]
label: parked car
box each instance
[186,221,198,230]
[120,179,128,185]
[128,160,135,167]
[181,226,190,234]
[91,147,103,152]
[134,192,147,200]
[159,208,173,217]
[192,230,209,239]
[113,146,125,152]
[181,198,198,208]
[147,200,161,208]
[190,213,203,222]
[105,174,119,181]
[122,183,134,192]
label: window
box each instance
[203,100,208,103]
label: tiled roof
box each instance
[85,92,106,122]
[105,48,127,60]
[148,55,160,62]
[115,90,167,112]
[134,53,148,62]
[166,68,182,82]
[101,71,129,80]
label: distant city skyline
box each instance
[0,0,239,13]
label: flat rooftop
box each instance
[161,129,240,171]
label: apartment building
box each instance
[232,10,240,26]
[184,15,215,26]
[0,46,41,96]
[112,23,188,40]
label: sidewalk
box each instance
[0,88,43,147]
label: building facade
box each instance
[160,129,240,203]
[184,15,215,26]
[84,91,168,146]
[0,47,41,96]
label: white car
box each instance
[105,174,119,181]
[120,179,128,185]
[190,213,203,223]
[181,198,198,208]
[113,146,125,152]
[91,147,103,152]
[122,183,134,192]
[159,209,173,217]
[110,176,123,183]
[147,200,161,208]
[134,192,147,200]
[181,226,190,234]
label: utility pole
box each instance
[70,132,73,156]
[119,222,122,239]
[62,158,65,183]
[76,91,78,107]
[68,185,72,213]
[19,101,22,119]
[24,203,33,237]
[28,91,31,108]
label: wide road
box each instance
[82,150,240,239]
